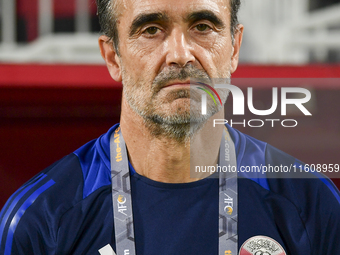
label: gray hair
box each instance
[96,0,120,54]
[96,0,241,54]
[230,0,241,36]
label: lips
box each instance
[164,80,191,88]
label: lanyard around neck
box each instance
[110,126,238,255]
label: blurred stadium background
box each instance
[0,0,340,207]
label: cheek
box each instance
[211,40,233,76]
[195,42,233,78]
[119,56,156,102]
[121,40,164,81]
[187,29,233,77]
[126,36,165,61]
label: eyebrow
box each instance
[129,12,169,36]
[185,10,225,28]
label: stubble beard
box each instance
[122,64,230,144]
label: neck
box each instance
[120,99,224,183]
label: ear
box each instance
[230,24,244,74]
[98,35,122,82]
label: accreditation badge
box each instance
[239,236,287,255]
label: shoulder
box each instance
[0,154,84,253]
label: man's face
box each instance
[103,0,242,139]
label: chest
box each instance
[58,180,311,255]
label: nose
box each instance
[165,28,195,67]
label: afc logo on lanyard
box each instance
[224,193,233,215]
[239,236,287,255]
[117,195,128,216]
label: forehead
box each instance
[118,0,230,22]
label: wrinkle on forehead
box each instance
[117,0,230,20]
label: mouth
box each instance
[163,80,192,89]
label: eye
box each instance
[195,24,210,32]
[144,26,159,35]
